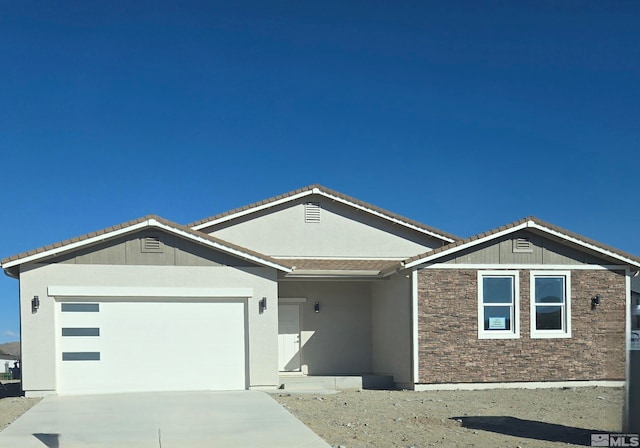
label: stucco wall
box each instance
[278,281,372,374]
[417,268,626,384]
[371,274,412,386]
[19,263,278,395]
[206,196,443,258]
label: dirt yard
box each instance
[273,386,624,447]
[0,385,624,447]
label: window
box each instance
[478,271,520,339]
[62,352,100,361]
[530,271,571,338]
[61,303,99,312]
[62,328,100,337]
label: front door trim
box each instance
[278,303,302,372]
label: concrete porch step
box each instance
[278,375,395,392]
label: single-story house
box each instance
[2,185,639,396]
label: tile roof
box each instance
[403,216,640,268]
[188,184,460,243]
[1,214,293,271]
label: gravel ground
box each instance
[0,397,41,431]
[0,385,624,447]
[273,386,624,448]
[0,381,41,430]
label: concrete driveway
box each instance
[0,391,330,448]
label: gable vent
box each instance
[305,202,321,223]
[513,237,532,253]
[141,236,163,253]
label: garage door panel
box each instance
[56,299,247,394]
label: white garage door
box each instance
[56,299,246,395]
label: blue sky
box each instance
[0,1,638,343]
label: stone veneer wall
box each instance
[417,269,626,384]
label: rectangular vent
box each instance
[141,236,163,253]
[305,202,321,223]
[513,237,533,253]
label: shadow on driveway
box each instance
[452,415,606,447]
[33,433,60,448]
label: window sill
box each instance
[478,332,520,340]
[530,332,571,339]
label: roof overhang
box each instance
[191,186,458,244]
[1,216,293,275]
[283,269,388,280]
[403,219,640,271]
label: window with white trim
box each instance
[530,271,571,338]
[478,271,520,339]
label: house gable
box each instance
[197,193,451,259]
[403,217,640,270]
[47,229,262,268]
[434,230,613,266]
[1,215,292,277]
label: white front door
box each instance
[278,304,300,372]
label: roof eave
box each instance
[0,219,153,269]
[1,217,293,274]
[191,185,458,244]
[403,221,532,269]
[283,269,385,279]
[403,219,640,271]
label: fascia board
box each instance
[191,190,315,230]
[403,222,530,269]
[318,190,457,243]
[403,219,640,271]
[2,218,292,273]
[528,222,640,269]
[191,187,456,243]
[1,221,151,269]
[285,269,381,277]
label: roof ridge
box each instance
[187,184,460,242]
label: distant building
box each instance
[0,354,18,374]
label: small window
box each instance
[530,271,571,338]
[478,271,520,339]
[141,236,163,253]
[62,352,100,361]
[513,237,532,253]
[61,303,99,312]
[62,328,100,337]
[304,202,321,223]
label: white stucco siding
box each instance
[206,197,442,258]
[279,281,372,374]
[371,273,412,386]
[19,263,278,396]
